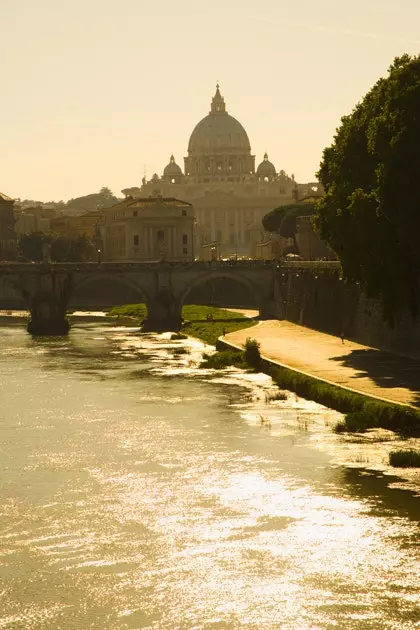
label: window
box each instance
[133,235,139,246]
[182,234,188,245]
[171,178,176,184]
[182,210,186,216]
[157,230,164,243]
[183,247,188,255]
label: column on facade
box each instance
[234,209,239,253]
[211,209,216,242]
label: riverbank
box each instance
[219,321,420,439]
[107,303,257,347]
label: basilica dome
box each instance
[163,154,183,177]
[187,85,251,156]
[256,153,276,178]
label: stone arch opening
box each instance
[179,272,260,312]
[69,274,149,311]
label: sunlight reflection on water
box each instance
[0,321,418,629]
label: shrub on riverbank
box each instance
[200,350,245,369]
[244,338,261,371]
[389,449,420,468]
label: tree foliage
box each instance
[262,202,316,238]
[66,187,119,213]
[19,233,95,262]
[315,54,420,324]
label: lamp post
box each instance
[97,248,102,264]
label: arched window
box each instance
[182,234,188,245]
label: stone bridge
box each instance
[0,261,280,334]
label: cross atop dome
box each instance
[211,83,226,114]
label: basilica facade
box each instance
[126,86,299,258]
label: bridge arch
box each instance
[70,273,152,310]
[178,271,262,311]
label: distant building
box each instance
[101,196,195,262]
[0,192,18,260]
[124,85,305,258]
[14,210,51,234]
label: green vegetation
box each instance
[262,365,420,437]
[107,303,148,319]
[389,449,420,468]
[181,305,255,346]
[200,350,245,369]
[316,55,420,323]
[19,232,96,262]
[263,201,316,237]
[244,338,261,370]
[200,338,261,371]
[107,303,256,346]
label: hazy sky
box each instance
[2,0,420,202]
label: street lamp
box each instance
[97,248,102,264]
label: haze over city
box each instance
[2,0,420,201]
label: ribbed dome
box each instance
[256,153,276,177]
[187,85,251,155]
[163,154,183,176]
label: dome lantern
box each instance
[210,83,226,114]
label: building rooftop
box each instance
[0,192,13,201]
[107,196,192,210]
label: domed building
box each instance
[130,85,300,258]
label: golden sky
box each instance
[2,0,420,201]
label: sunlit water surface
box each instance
[0,319,419,629]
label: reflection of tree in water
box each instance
[341,467,420,522]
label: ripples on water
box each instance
[0,319,419,629]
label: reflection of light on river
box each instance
[0,321,418,629]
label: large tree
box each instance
[316,55,420,324]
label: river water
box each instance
[0,318,419,629]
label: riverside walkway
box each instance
[224,320,420,408]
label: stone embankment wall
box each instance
[274,267,420,359]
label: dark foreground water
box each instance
[0,319,419,629]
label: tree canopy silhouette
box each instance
[315,55,420,324]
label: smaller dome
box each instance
[256,152,276,177]
[163,154,183,177]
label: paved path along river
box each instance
[226,320,420,408]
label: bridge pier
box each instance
[141,289,182,333]
[27,293,70,335]
[25,271,72,336]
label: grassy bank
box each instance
[268,365,420,436]
[107,303,148,319]
[182,306,256,346]
[214,339,420,437]
[107,303,256,347]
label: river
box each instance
[0,317,419,629]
